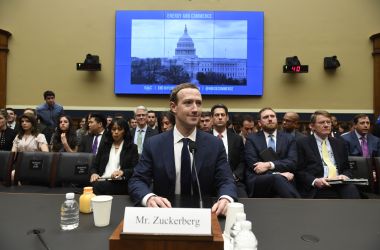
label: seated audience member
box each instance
[159,111,175,133]
[129,117,137,130]
[199,112,212,132]
[0,109,17,151]
[106,115,113,131]
[131,106,159,155]
[5,108,20,133]
[76,116,88,144]
[231,114,242,134]
[296,110,360,199]
[79,113,107,154]
[147,110,158,130]
[51,115,78,152]
[23,108,47,135]
[12,114,49,153]
[330,115,341,137]
[341,114,380,157]
[282,112,306,140]
[211,104,248,197]
[239,115,256,144]
[338,121,351,135]
[245,107,300,198]
[373,115,380,138]
[90,118,138,195]
[128,83,237,216]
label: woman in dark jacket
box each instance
[90,118,138,195]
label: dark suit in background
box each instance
[78,134,105,154]
[128,130,237,205]
[0,127,17,151]
[296,135,360,198]
[341,131,380,157]
[223,130,248,197]
[245,130,300,198]
[90,141,138,195]
[131,127,159,141]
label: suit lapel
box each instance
[310,135,323,165]
[257,131,267,151]
[194,131,206,174]
[163,131,176,183]
[350,132,362,155]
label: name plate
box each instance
[123,207,211,236]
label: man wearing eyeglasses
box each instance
[296,110,360,198]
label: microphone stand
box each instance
[189,141,203,208]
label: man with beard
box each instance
[245,107,300,198]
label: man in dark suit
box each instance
[282,112,306,140]
[341,114,380,157]
[129,83,237,215]
[245,107,300,198]
[79,113,106,155]
[296,110,360,198]
[131,106,158,155]
[210,104,248,197]
[0,109,17,151]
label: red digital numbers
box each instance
[291,66,301,72]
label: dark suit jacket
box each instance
[341,131,380,157]
[78,133,105,154]
[210,129,246,181]
[131,126,159,143]
[0,127,17,151]
[296,135,353,197]
[128,130,237,205]
[90,141,139,180]
[245,130,297,173]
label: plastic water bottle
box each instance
[230,212,247,245]
[60,192,79,230]
[233,220,258,250]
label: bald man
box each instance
[282,112,306,140]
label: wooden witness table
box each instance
[0,189,380,250]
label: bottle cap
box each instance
[83,186,93,193]
[240,221,252,230]
[66,192,75,199]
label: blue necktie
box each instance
[268,134,276,152]
[181,138,192,195]
[92,135,99,154]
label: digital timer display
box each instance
[283,65,309,73]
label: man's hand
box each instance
[90,173,100,182]
[147,196,172,208]
[279,172,294,181]
[111,170,124,179]
[336,175,349,181]
[211,198,230,216]
[314,177,331,189]
[253,162,271,174]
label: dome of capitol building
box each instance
[175,25,197,58]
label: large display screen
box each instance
[115,10,264,96]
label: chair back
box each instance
[348,156,374,192]
[14,152,57,186]
[53,152,94,187]
[0,151,14,186]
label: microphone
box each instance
[188,140,203,208]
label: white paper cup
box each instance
[224,202,244,237]
[91,195,113,227]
